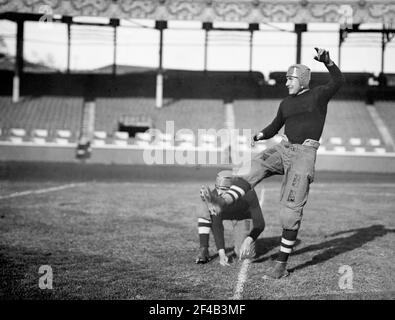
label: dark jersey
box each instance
[211,189,265,251]
[261,63,345,144]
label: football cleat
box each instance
[262,261,289,279]
[195,247,210,264]
[200,185,226,216]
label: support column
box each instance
[62,16,73,74]
[13,18,24,103]
[381,28,385,74]
[67,22,71,73]
[202,22,212,72]
[295,24,307,64]
[338,28,346,68]
[248,23,259,72]
[110,18,120,76]
[249,30,253,72]
[155,20,167,108]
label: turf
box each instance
[0,167,394,300]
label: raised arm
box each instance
[314,47,345,102]
[210,214,229,266]
[239,189,265,259]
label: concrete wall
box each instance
[1,143,395,173]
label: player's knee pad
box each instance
[279,206,302,231]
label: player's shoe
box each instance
[195,247,210,264]
[200,185,226,216]
[262,261,289,279]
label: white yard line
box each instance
[232,186,265,300]
[232,259,251,300]
[0,183,85,200]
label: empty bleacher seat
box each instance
[353,147,366,153]
[93,131,107,146]
[333,146,347,152]
[154,131,173,147]
[374,147,386,154]
[9,128,26,143]
[56,130,71,138]
[32,129,48,144]
[33,129,48,137]
[135,132,153,147]
[349,138,362,146]
[113,131,129,146]
[94,131,107,140]
[329,137,343,145]
[368,138,381,147]
[10,128,26,137]
[136,132,152,140]
[114,131,129,139]
[55,130,72,145]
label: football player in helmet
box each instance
[196,170,265,266]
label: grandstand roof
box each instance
[0,55,59,73]
[0,0,394,24]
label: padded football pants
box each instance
[234,138,319,231]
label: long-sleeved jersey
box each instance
[261,63,345,144]
[211,189,265,251]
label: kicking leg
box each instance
[201,146,283,215]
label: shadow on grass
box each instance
[252,237,302,264]
[288,224,395,273]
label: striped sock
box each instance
[198,217,212,248]
[222,178,251,205]
[277,229,298,263]
[223,185,245,204]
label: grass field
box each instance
[0,163,394,300]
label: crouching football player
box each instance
[196,170,265,266]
